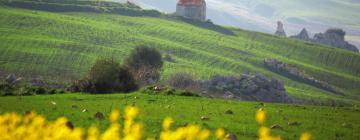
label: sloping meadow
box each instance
[0,1,360,104]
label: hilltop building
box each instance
[176,0,206,21]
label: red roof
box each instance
[178,0,205,6]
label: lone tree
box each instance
[125,46,163,86]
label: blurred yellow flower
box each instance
[110,109,121,123]
[300,132,312,140]
[215,128,225,139]
[256,108,266,125]
[0,106,313,140]
[125,106,139,120]
[162,117,173,130]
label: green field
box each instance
[1,1,360,139]
[0,93,359,140]
[0,1,359,105]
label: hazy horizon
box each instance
[118,0,360,49]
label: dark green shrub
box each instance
[125,46,163,70]
[49,89,57,94]
[125,46,163,86]
[168,73,195,89]
[70,59,138,93]
[34,87,47,94]
[14,86,38,96]
[140,86,199,97]
[179,90,199,97]
[0,83,14,96]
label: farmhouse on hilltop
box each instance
[176,0,206,21]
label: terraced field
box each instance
[1,1,360,140]
[0,1,360,104]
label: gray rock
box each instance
[224,91,235,99]
[203,73,291,103]
[225,134,238,140]
[5,74,22,85]
[291,28,310,41]
[5,74,17,84]
[313,29,359,52]
[292,28,358,52]
[94,112,104,120]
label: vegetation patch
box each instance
[0,74,64,96]
[141,85,200,97]
[68,59,137,94]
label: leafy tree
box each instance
[125,46,163,86]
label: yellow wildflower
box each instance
[87,125,100,140]
[110,109,121,123]
[0,106,313,140]
[125,106,139,120]
[259,126,270,138]
[215,128,225,139]
[199,129,211,140]
[300,132,312,140]
[256,108,266,125]
[162,117,173,130]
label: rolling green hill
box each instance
[0,0,360,104]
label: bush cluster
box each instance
[70,46,163,94]
[69,59,137,93]
[0,75,64,96]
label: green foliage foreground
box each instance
[0,93,359,140]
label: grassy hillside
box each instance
[0,1,360,104]
[0,93,359,140]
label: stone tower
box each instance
[176,0,206,21]
[274,21,287,37]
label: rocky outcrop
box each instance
[264,58,343,95]
[313,29,359,52]
[4,74,22,85]
[292,28,359,52]
[274,21,286,37]
[290,28,310,41]
[202,73,292,103]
